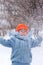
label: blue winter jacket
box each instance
[0,30,42,64]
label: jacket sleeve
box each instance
[30,36,42,48]
[0,36,15,47]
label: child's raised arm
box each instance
[30,35,42,48]
[0,35,15,48]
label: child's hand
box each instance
[34,28,39,36]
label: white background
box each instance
[0,30,43,65]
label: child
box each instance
[0,23,42,65]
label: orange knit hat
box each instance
[16,23,29,31]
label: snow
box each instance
[0,30,43,65]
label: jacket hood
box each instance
[15,33,29,41]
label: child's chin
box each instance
[20,34,28,36]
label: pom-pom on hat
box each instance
[16,23,29,31]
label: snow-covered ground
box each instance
[0,30,43,65]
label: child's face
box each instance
[18,29,29,36]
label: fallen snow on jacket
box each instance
[0,30,42,64]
